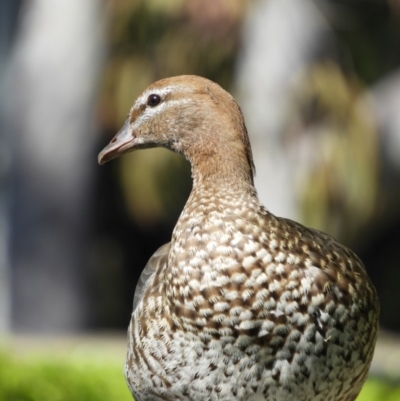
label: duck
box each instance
[98,75,379,401]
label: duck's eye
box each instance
[147,94,161,107]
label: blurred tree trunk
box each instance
[367,71,400,331]
[9,0,104,331]
[235,0,337,220]
[0,0,24,333]
[373,71,400,183]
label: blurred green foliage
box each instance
[0,352,131,401]
[0,350,399,401]
[358,379,400,401]
[288,63,379,243]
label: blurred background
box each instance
[0,0,400,400]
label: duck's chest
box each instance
[124,201,376,401]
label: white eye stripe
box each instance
[133,85,185,111]
[130,98,192,130]
[131,102,168,129]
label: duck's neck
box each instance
[187,144,254,192]
[172,164,260,245]
[171,133,260,244]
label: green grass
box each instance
[0,352,132,401]
[358,379,400,401]
[0,350,399,401]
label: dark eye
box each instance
[147,94,161,107]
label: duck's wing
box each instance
[133,242,171,312]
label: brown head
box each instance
[98,75,255,186]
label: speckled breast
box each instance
[124,193,379,401]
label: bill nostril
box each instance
[111,137,117,144]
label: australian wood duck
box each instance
[98,75,379,401]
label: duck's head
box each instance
[98,75,255,185]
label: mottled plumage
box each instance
[98,75,379,401]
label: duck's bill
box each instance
[98,119,135,165]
